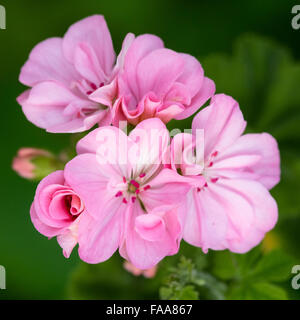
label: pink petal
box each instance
[112,33,135,76]
[179,188,228,251]
[57,228,78,258]
[216,179,278,253]
[175,77,215,120]
[75,126,133,177]
[124,204,180,269]
[128,118,170,178]
[165,82,191,106]
[77,206,123,264]
[192,94,246,157]
[89,78,117,108]
[170,133,204,176]
[137,49,185,99]
[213,133,280,190]
[156,104,185,123]
[135,213,166,242]
[19,37,80,87]
[177,53,204,98]
[30,203,60,237]
[139,168,192,211]
[19,81,99,133]
[121,34,164,97]
[31,171,66,236]
[181,178,278,253]
[63,15,115,76]
[73,42,106,84]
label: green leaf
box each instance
[176,285,199,300]
[249,250,295,282]
[160,256,226,300]
[211,248,292,300]
[159,287,174,300]
[228,283,288,300]
[196,271,227,300]
[212,247,261,281]
[203,34,292,126]
[211,251,238,281]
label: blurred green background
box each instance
[1,0,300,299]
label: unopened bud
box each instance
[12,148,64,180]
[124,261,158,278]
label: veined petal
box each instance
[124,204,180,269]
[139,168,192,211]
[175,77,215,120]
[137,48,185,99]
[214,133,280,189]
[63,15,115,76]
[192,94,246,157]
[128,118,169,178]
[122,34,164,97]
[19,37,80,87]
[77,207,123,264]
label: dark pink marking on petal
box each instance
[115,191,123,197]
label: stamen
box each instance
[130,180,140,188]
[135,189,140,195]
[99,82,104,88]
[211,178,219,183]
[90,83,97,90]
[86,91,93,95]
[123,176,127,183]
[131,197,137,203]
[208,162,213,167]
[115,191,123,197]
[122,198,128,204]
[212,151,218,157]
[139,173,146,178]
[197,187,201,192]
[204,182,208,188]
[143,185,151,191]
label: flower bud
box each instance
[124,261,157,278]
[12,148,63,180]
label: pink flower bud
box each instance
[124,261,158,278]
[12,148,52,179]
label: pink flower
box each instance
[170,94,280,253]
[124,261,157,278]
[12,147,52,179]
[17,15,132,133]
[111,34,215,126]
[30,170,87,258]
[64,118,191,269]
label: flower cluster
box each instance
[15,15,280,271]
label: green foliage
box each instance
[212,248,294,300]
[160,256,226,300]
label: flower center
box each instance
[86,82,104,95]
[128,179,140,193]
[197,150,220,192]
[114,173,150,204]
